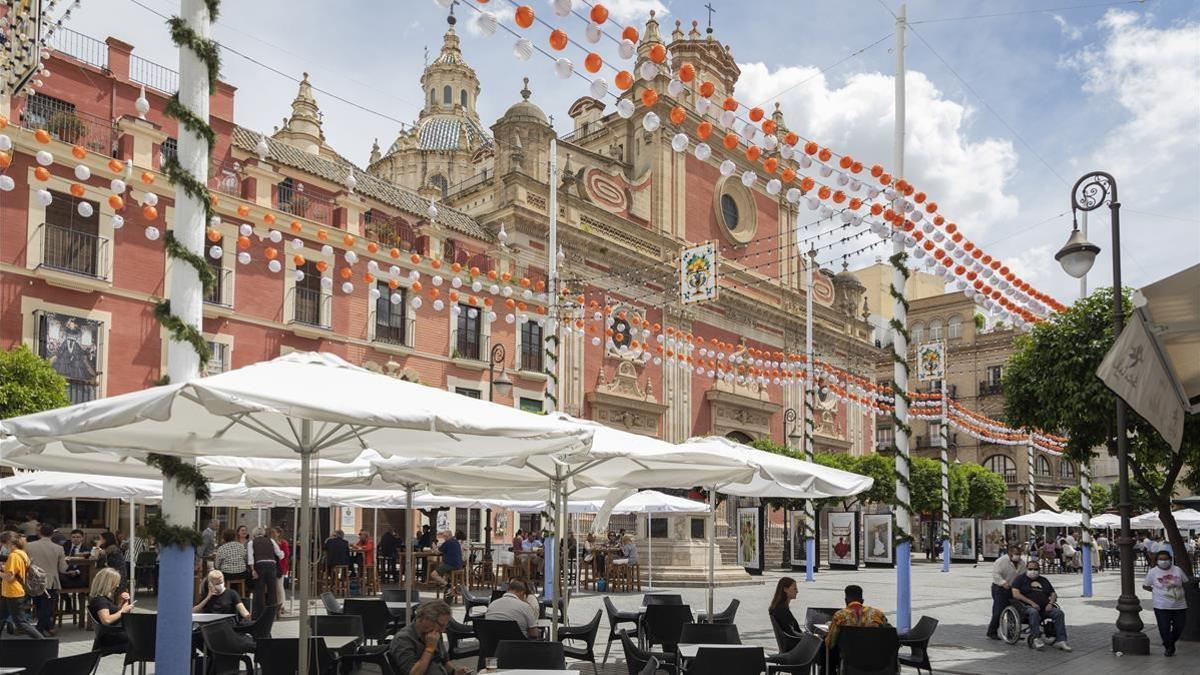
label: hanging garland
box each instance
[887,249,914,545]
[144,452,212,548]
[156,0,221,367]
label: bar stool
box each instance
[326,565,351,597]
[447,569,467,603]
[227,576,248,599]
[360,564,379,596]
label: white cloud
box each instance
[601,0,668,23]
[1052,14,1083,41]
[734,62,1021,244]
[466,6,515,36]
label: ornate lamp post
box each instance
[482,342,511,567]
[782,407,800,566]
[1056,171,1148,655]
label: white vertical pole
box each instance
[803,246,817,582]
[1027,433,1036,516]
[291,505,298,615]
[1077,210,1094,596]
[405,485,416,625]
[129,498,136,602]
[545,138,559,414]
[647,512,653,590]
[706,487,716,618]
[940,375,951,572]
[71,498,77,531]
[297,422,314,675]
[891,1,913,634]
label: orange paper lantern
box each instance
[411,281,422,293]
[265,247,278,260]
[263,213,276,225]
[236,204,250,217]
[0,152,10,169]
[804,141,819,155]
[817,147,832,162]
[696,121,713,140]
[207,228,222,243]
[641,88,658,107]
[622,26,639,43]
[237,235,251,249]
[294,255,306,267]
[723,132,738,150]
[142,205,158,220]
[679,63,696,82]
[722,97,737,112]
[34,166,50,181]
[699,81,715,98]
[615,70,633,90]
[140,171,155,184]
[70,183,85,197]
[781,168,796,183]
[590,3,609,24]
[290,220,302,232]
[72,145,87,159]
[339,267,352,280]
[108,194,125,210]
[748,107,764,122]
[669,105,685,125]
[745,146,761,162]
[584,52,602,73]
[514,5,534,28]
[35,129,51,144]
[363,272,375,284]
[317,229,329,241]
[107,159,124,173]
[343,234,356,247]
[366,241,379,254]
[763,157,778,174]
[549,29,568,51]
[649,43,667,64]
[761,119,777,135]
[315,260,328,273]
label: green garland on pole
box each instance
[145,452,212,548]
[544,331,559,408]
[889,250,915,545]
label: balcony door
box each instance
[44,192,102,278]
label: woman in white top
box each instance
[1141,550,1190,657]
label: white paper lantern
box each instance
[592,336,601,346]
[585,23,602,43]
[144,226,160,241]
[294,270,305,283]
[671,133,688,152]
[291,238,304,250]
[238,251,251,265]
[390,292,402,305]
[0,135,11,151]
[235,223,250,237]
[451,277,462,288]
[589,78,608,99]
[719,160,736,176]
[321,244,333,256]
[475,11,498,36]
[786,187,801,204]
[411,296,423,309]
[142,191,158,207]
[389,265,401,277]
[321,276,333,291]
[639,61,658,80]
[432,275,443,286]
[341,281,354,294]
[617,99,635,119]
[488,284,500,295]
[433,299,445,312]
[553,0,572,16]
[468,308,478,319]
[696,97,711,115]
[267,259,282,273]
[720,109,735,128]
[798,155,812,169]
[555,58,573,79]
[505,313,515,324]
[740,170,756,187]
[450,304,461,316]
[513,38,533,61]
[641,112,660,132]
[763,134,778,150]
[471,280,483,293]
[619,38,635,60]
[111,214,124,229]
[35,189,53,206]
[73,164,90,181]
[368,287,381,301]
[819,165,833,178]
[0,174,12,192]
[694,142,712,161]
[345,250,358,265]
[267,229,282,243]
[487,311,497,322]
[806,197,819,210]
[502,286,513,297]
[76,201,94,218]
[522,289,533,300]
[36,150,53,166]
[208,245,223,259]
[667,78,683,97]
[766,178,782,195]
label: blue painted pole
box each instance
[805,537,815,582]
[942,538,950,573]
[897,540,912,632]
[1082,543,1094,597]
[155,546,194,675]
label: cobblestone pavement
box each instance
[47,560,1196,673]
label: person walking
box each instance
[1142,549,1190,657]
[248,527,283,618]
[0,533,42,637]
[986,545,1025,639]
[26,524,66,636]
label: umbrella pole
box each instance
[291,505,298,616]
[297,421,313,675]
[129,498,136,602]
[405,484,415,625]
[647,511,652,591]
[71,497,77,531]
[707,486,716,619]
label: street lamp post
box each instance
[1056,171,1149,655]
[484,343,511,566]
[783,407,799,567]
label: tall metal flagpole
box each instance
[1077,210,1094,598]
[940,375,951,572]
[156,1,210,670]
[706,486,716,618]
[803,245,817,583]
[890,2,914,634]
[545,138,559,415]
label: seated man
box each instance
[428,530,462,590]
[1011,560,1071,651]
[824,584,888,649]
[484,578,540,638]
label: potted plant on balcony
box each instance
[47,110,87,144]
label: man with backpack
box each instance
[27,524,67,635]
[0,532,44,637]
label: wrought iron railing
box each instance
[130,54,179,94]
[19,95,117,156]
[40,223,109,279]
[48,27,109,70]
[204,266,233,307]
[364,214,416,251]
[561,121,606,145]
[291,287,329,328]
[521,342,543,373]
[1002,471,1018,486]
[979,381,1003,396]
[445,168,491,197]
[276,184,332,225]
[455,327,488,361]
[374,321,406,346]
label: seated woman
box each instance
[89,567,132,649]
[194,569,252,622]
[611,534,638,566]
[98,532,127,584]
[769,576,803,648]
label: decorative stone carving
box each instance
[586,360,666,437]
[706,376,781,440]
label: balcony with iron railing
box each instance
[561,121,607,145]
[455,330,489,362]
[914,432,959,449]
[39,223,110,280]
[289,287,330,329]
[1001,471,1019,486]
[445,168,492,197]
[979,381,1003,396]
[520,343,543,373]
[208,160,244,198]
[364,214,417,252]
[204,266,234,307]
[18,96,118,157]
[130,54,180,95]
[276,184,333,226]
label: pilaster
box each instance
[242,162,283,209]
[117,116,167,169]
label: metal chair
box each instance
[769,612,805,653]
[697,598,740,624]
[679,622,740,645]
[802,607,839,633]
[37,651,102,675]
[898,615,938,675]
[688,646,767,675]
[494,639,566,669]
[320,591,343,615]
[0,636,58,674]
[838,626,900,675]
[447,616,480,661]
[474,619,529,670]
[309,614,391,673]
[603,596,640,663]
[199,621,254,675]
[642,603,694,657]
[557,609,602,673]
[620,628,674,675]
[121,611,157,675]
[237,603,280,640]
[639,655,660,675]
[767,633,823,675]
[343,598,395,645]
[254,637,339,675]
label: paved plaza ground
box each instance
[44,559,1196,674]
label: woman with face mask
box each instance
[193,569,251,621]
[1142,550,1190,657]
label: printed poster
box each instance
[863,513,894,566]
[982,519,1007,560]
[680,241,718,305]
[951,517,977,562]
[916,341,946,382]
[827,511,858,569]
[39,312,101,387]
[736,507,760,570]
[789,511,805,566]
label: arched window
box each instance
[948,315,963,339]
[929,319,943,341]
[460,89,468,108]
[443,85,452,104]
[1035,455,1051,476]
[1060,461,1076,479]
[726,431,754,444]
[430,89,435,106]
[911,322,925,344]
[720,194,739,231]
[429,174,449,199]
[984,454,1017,482]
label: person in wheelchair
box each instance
[1011,560,1072,651]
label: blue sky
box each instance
[65,0,1200,302]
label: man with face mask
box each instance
[986,545,1025,639]
[1011,560,1071,651]
[1142,550,1189,656]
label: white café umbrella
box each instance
[0,352,593,673]
[1004,510,1085,528]
[1090,513,1123,529]
[678,436,876,616]
[1131,508,1200,530]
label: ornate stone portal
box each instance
[585,360,666,437]
[706,378,782,440]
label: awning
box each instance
[1036,492,1061,513]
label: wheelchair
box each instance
[999,602,1058,648]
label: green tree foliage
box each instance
[957,463,1008,517]
[1056,483,1112,513]
[0,345,69,419]
[1003,287,1199,572]
[910,456,943,515]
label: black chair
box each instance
[343,598,395,645]
[86,604,128,655]
[688,646,767,675]
[639,655,660,675]
[238,603,280,640]
[621,628,673,675]
[769,612,805,653]
[382,588,420,603]
[495,639,566,668]
[474,619,529,670]
[0,636,58,674]
[838,626,900,675]
[603,596,640,663]
[679,622,740,645]
[199,621,255,675]
[558,609,602,672]
[489,589,506,603]
[539,595,566,621]
[447,616,480,661]
[122,611,157,675]
[803,607,839,633]
[133,552,159,594]
[898,615,938,675]
[697,598,740,625]
[643,593,683,606]
[37,651,102,675]
[767,633,823,675]
[310,614,391,674]
[320,591,344,615]
[459,584,490,622]
[254,637,338,675]
[642,604,693,656]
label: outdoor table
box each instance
[676,643,763,672]
[493,671,574,674]
[0,668,26,674]
[191,613,236,625]
[320,635,359,650]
